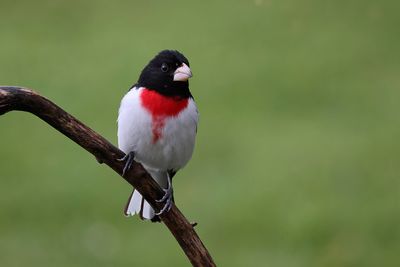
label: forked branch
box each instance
[0,86,215,267]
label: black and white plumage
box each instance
[117,50,198,222]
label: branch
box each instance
[0,86,216,267]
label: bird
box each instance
[117,50,198,222]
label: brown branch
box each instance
[0,86,216,267]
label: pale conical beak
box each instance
[173,63,192,81]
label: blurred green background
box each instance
[1,0,399,266]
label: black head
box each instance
[136,50,193,98]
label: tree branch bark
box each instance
[0,86,216,267]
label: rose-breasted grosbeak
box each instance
[117,50,198,222]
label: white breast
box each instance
[117,87,198,171]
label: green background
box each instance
[1,0,399,266]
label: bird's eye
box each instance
[161,63,169,72]
[175,62,180,67]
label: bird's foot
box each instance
[155,178,173,216]
[117,151,135,177]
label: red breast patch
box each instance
[140,88,189,143]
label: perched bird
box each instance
[117,50,198,222]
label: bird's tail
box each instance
[124,169,169,222]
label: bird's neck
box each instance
[140,88,189,116]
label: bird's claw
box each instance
[156,186,173,203]
[155,191,173,215]
[118,151,135,177]
[155,176,173,216]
